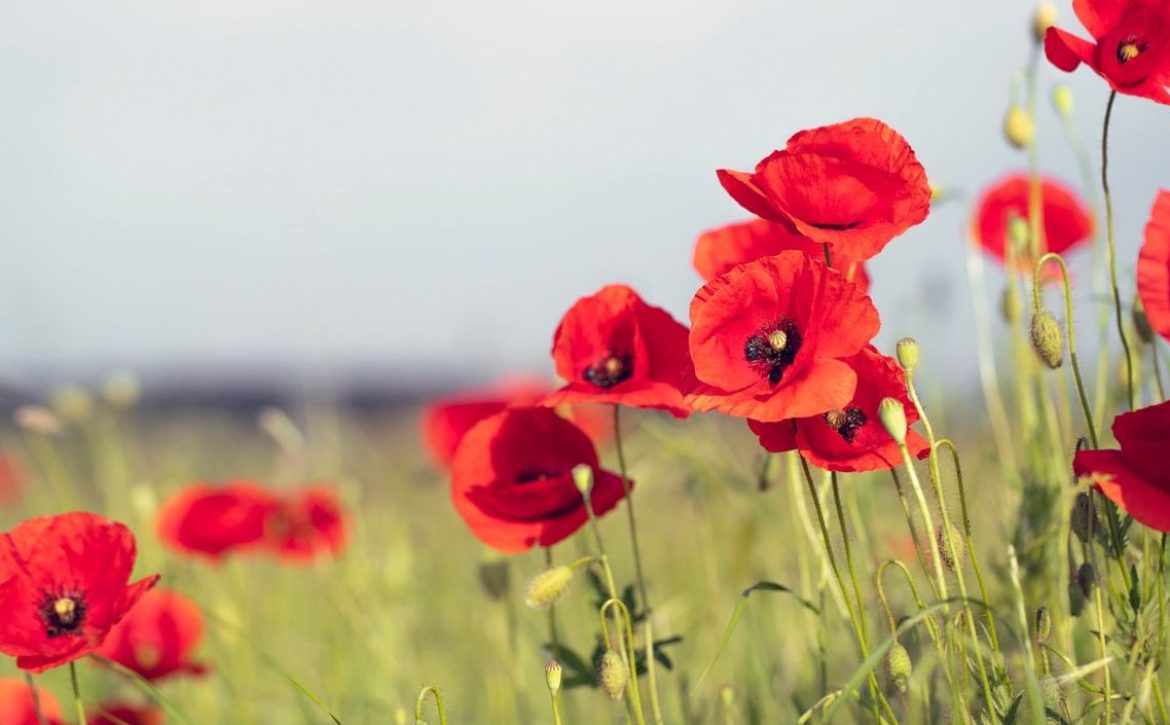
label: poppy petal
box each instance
[1138,190,1170,341]
[1074,449,1170,533]
[1045,27,1095,71]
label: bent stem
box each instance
[610,406,663,725]
[415,685,448,725]
[601,598,648,725]
[1033,253,1098,447]
[1100,90,1136,410]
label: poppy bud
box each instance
[938,521,967,572]
[878,397,907,445]
[1001,286,1022,324]
[51,385,94,424]
[477,557,511,601]
[1030,310,1065,369]
[1133,299,1154,345]
[1070,492,1098,544]
[719,684,734,707]
[14,405,64,437]
[1004,107,1035,149]
[598,650,627,700]
[103,370,142,410]
[1032,2,1057,43]
[1052,84,1074,119]
[545,660,563,697]
[1035,606,1052,644]
[1008,214,1031,255]
[1040,676,1067,717]
[895,337,919,373]
[572,463,594,498]
[887,642,912,693]
[525,566,574,609]
[1077,561,1097,598]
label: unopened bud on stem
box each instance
[1030,309,1065,368]
[525,566,575,609]
[1004,107,1034,149]
[1033,2,1057,43]
[896,337,919,373]
[598,651,627,700]
[545,660,563,696]
[878,398,907,445]
[572,464,594,498]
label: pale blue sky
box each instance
[1,1,1166,390]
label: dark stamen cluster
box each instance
[515,468,561,484]
[825,406,867,443]
[583,353,633,390]
[745,319,802,385]
[38,589,87,639]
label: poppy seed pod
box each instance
[938,521,967,571]
[887,642,912,693]
[1051,84,1073,118]
[1004,107,1035,149]
[1030,310,1065,368]
[525,566,574,609]
[545,660,563,696]
[878,397,907,445]
[1032,2,1057,43]
[895,337,919,373]
[598,651,627,700]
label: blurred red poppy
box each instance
[717,118,931,261]
[97,588,206,681]
[748,346,929,472]
[1137,190,1170,340]
[693,219,870,292]
[545,285,691,417]
[973,174,1093,270]
[0,677,62,725]
[0,513,158,673]
[422,377,611,469]
[157,481,276,560]
[88,704,163,725]
[1045,0,1170,105]
[262,486,348,563]
[684,251,879,422]
[1074,400,1170,532]
[450,407,630,553]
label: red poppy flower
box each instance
[157,481,277,560]
[0,678,62,725]
[717,118,931,261]
[262,486,348,563]
[683,251,880,422]
[1137,190,1170,340]
[96,588,206,681]
[748,346,929,472]
[1045,0,1170,105]
[545,285,691,417]
[0,513,159,673]
[422,377,611,469]
[973,173,1094,270]
[88,704,163,725]
[450,407,630,553]
[693,219,870,292]
[1074,399,1170,532]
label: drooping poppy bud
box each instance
[887,642,912,693]
[598,651,628,700]
[1030,309,1065,368]
[1004,107,1035,149]
[525,566,575,609]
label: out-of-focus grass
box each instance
[0,394,1033,724]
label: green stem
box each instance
[611,407,664,725]
[1153,341,1167,402]
[888,469,932,583]
[896,443,947,600]
[830,472,867,646]
[24,674,48,725]
[544,547,559,653]
[69,662,86,725]
[1101,90,1136,410]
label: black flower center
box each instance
[515,468,561,484]
[583,353,633,390]
[39,589,87,639]
[745,319,803,385]
[824,406,867,443]
[1117,35,1146,63]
